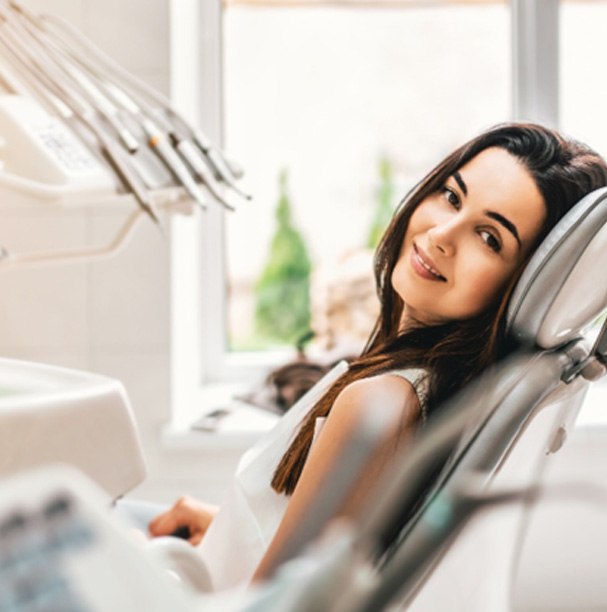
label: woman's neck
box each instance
[400,304,449,331]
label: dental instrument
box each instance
[99,80,239,209]
[0,13,162,223]
[0,0,250,261]
[141,116,209,210]
[15,16,209,211]
[56,51,235,210]
[12,0,250,202]
[41,15,243,209]
[98,81,235,210]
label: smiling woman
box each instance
[151,123,607,592]
[393,147,546,325]
[269,123,607,500]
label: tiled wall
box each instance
[0,0,242,505]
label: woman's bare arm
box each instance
[252,373,421,582]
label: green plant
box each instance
[367,156,395,250]
[254,169,312,345]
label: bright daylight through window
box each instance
[223,0,510,368]
[171,0,604,425]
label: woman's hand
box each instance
[148,495,218,546]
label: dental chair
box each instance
[0,187,605,611]
[247,186,607,611]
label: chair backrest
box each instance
[379,354,587,612]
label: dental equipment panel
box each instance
[0,465,196,612]
[0,357,146,502]
[0,94,115,196]
[0,0,248,266]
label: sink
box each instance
[0,357,147,501]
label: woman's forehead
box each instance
[457,147,546,247]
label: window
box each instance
[169,0,567,427]
[223,1,511,361]
[560,0,607,157]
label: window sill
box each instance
[160,425,269,451]
[162,385,280,451]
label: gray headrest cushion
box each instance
[506,187,607,348]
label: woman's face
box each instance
[392,147,546,327]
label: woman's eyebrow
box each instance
[453,171,467,195]
[485,211,522,248]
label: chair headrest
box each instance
[506,187,607,348]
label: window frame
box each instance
[168,0,559,428]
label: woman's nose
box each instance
[427,220,457,257]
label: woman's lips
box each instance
[411,245,447,282]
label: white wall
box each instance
[0,0,243,505]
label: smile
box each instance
[411,244,447,282]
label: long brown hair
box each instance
[272,123,607,495]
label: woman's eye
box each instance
[480,230,502,253]
[442,186,460,209]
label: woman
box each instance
[149,123,607,590]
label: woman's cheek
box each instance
[465,264,507,311]
[391,255,411,300]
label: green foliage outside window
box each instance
[254,169,312,345]
[367,156,395,250]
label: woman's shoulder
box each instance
[333,372,422,426]
[342,371,421,396]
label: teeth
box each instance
[417,251,442,278]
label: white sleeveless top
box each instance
[197,361,428,592]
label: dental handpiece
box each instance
[35,11,250,202]
[173,138,235,211]
[142,119,207,210]
[97,129,160,224]
[190,128,251,201]
[10,7,140,156]
[64,63,140,154]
